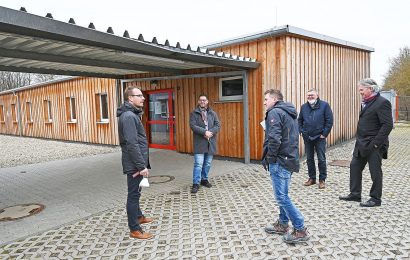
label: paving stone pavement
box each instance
[1,124,410,259]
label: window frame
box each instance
[96,93,109,123]
[11,103,18,123]
[0,105,5,123]
[43,99,53,123]
[218,76,244,102]
[25,101,33,123]
[66,96,77,123]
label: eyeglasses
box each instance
[130,94,144,98]
[198,100,208,102]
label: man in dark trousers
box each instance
[339,78,393,207]
[189,94,221,194]
[117,86,154,239]
[262,89,309,244]
[298,89,333,189]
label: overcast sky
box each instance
[1,0,409,86]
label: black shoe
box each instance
[191,184,199,193]
[339,194,361,202]
[360,199,381,207]
[200,179,212,188]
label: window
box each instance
[43,100,53,122]
[11,103,17,123]
[65,97,77,122]
[219,76,243,101]
[26,102,33,122]
[0,105,5,122]
[95,93,109,122]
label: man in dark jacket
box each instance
[189,94,220,194]
[340,78,393,207]
[117,86,154,239]
[262,89,309,244]
[298,89,333,189]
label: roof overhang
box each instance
[0,6,259,78]
[203,25,374,52]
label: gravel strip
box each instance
[0,135,120,168]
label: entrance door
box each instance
[146,89,175,150]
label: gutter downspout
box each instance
[13,91,23,136]
[242,71,250,164]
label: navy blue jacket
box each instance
[298,99,333,141]
[262,101,300,173]
[117,102,150,175]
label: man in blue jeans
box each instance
[189,94,221,194]
[298,89,333,189]
[262,89,309,244]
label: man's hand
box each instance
[320,134,326,139]
[262,159,269,171]
[132,168,149,178]
[204,131,213,139]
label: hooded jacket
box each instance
[189,106,221,155]
[117,102,150,175]
[262,100,300,173]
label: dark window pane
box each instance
[222,78,243,96]
[101,94,108,119]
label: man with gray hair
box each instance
[339,78,393,207]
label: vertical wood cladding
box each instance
[0,77,118,145]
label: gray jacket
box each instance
[189,106,221,155]
[117,102,150,175]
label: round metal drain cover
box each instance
[148,175,175,184]
[329,160,351,167]
[0,203,45,221]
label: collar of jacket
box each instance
[194,106,210,113]
[125,101,144,115]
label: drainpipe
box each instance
[13,91,23,136]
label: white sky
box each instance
[1,0,409,85]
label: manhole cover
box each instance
[148,175,175,184]
[0,203,45,221]
[329,160,350,167]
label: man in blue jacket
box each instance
[262,89,309,244]
[117,87,154,240]
[298,89,333,189]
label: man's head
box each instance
[358,78,381,99]
[264,89,283,110]
[306,89,318,105]
[124,87,145,108]
[198,94,209,109]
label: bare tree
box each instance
[384,47,410,96]
[0,72,62,92]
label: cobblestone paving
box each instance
[1,125,410,259]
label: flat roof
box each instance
[202,25,374,52]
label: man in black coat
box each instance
[117,86,154,239]
[339,78,393,207]
[189,94,221,194]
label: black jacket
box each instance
[117,102,150,175]
[189,106,221,155]
[262,101,300,173]
[298,99,333,141]
[354,94,393,158]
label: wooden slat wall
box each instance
[0,93,19,135]
[216,35,371,159]
[0,77,118,145]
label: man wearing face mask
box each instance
[298,89,333,189]
[339,78,393,207]
[189,94,221,194]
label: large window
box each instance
[65,97,77,122]
[11,103,17,123]
[219,76,243,101]
[25,102,33,123]
[95,93,109,122]
[43,100,53,123]
[0,105,5,122]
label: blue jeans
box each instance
[269,163,305,230]
[304,138,327,181]
[126,174,144,231]
[193,153,213,184]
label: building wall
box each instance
[215,35,371,158]
[0,93,19,135]
[0,77,118,145]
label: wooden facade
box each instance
[0,33,371,160]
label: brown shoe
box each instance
[138,216,154,224]
[129,230,154,240]
[303,178,316,186]
[283,227,309,244]
[319,180,325,189]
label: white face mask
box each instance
[308,99,317,105]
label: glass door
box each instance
[146,89,175,150]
